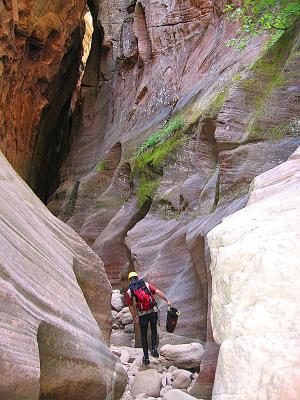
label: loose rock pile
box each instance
[111,290,135,348]
[111,345,201,399]
[110,290,204,399]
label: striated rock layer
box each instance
[48,3,300,398]
[208,147,300,400]
[0,0,88,198]
[0,152,127,400]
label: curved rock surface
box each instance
[208,147,300,399]
[48,7,300,399]
[0,152,127,399]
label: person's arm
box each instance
[155,288,172,307]
[125,291,139,322]
[129,305,138,323]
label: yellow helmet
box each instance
[128,271,138,281]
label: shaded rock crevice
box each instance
[30,26,83,201]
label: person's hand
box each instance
[134,316,139,323]
[167,301,172,307]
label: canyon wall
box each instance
[0,151,127,400]
[208,147,300,400]
[0,0,88,198]
[1,0,299,399]
[47,2,300,398]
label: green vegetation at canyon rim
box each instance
[225,0,300,48]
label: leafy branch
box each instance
[225,0,300,48]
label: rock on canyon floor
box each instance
[110,289,203,400]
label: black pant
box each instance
[139,312,158,358]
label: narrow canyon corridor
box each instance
[0,1,300,400]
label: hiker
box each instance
[125,271,172,365]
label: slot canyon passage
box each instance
[0,0,300,399]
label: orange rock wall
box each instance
[0,0,86,181]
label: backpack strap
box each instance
[145,282,157,307]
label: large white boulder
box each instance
[160,342,204,368]
[208,148,300,399]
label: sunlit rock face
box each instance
[0,152,127,400]
[0,0,87,197]
[208,147,300,400]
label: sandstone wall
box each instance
[0,0,87,197]
[208,147,300,400]
[0,151,127,400]
[47,3,300,398]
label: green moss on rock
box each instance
[132,116,187,208]
[242,29,296,140]
[96,160,107,171]
[135,116,185,156]
[137,176,160,208]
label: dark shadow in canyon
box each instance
[32,3,103,204]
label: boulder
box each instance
[208,147,300,399]
[112,292,124,312]
[172,370,193,389]
[116,307,133,325]
[132,369,162,399]
[160,343,204,368]
[122,314,134,325]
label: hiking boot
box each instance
[151,348,159,358]
[142,356,150,365]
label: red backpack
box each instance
[129,279,156,312]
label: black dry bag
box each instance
[166,306,181,333]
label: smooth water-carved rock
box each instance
[208,147,300,399]
[160,343,205,368]
[0,152,127,400]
